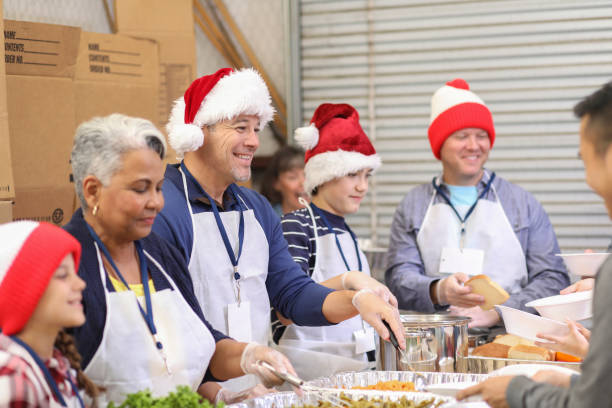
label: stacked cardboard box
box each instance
[0,0,15,223]
[115,0,197,161]
[4,19,159,225]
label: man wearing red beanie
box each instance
[385,79,569,328]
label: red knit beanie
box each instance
[428,78,495,160]
[0,221,81,335]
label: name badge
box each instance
[228,301,252,342]
[354,327,376,354]
[439,247,484,275]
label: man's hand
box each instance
[535,319,590,358]
[352,289,405,349]
[457,376,513,408]
[434,273,485,307]
[213,384,276,404]
[560,278,594,294]
[532,370,573,388]
[342,271,398,307]
[449,305,501,328]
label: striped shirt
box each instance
[0,334,80,408]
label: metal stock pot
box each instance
[379,314,470,373]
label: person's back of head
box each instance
[574,82,612,156]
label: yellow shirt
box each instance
[108,273,156,297]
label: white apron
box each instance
[84,244,216,406]
[180,169,270,391]
[9,338,82,407]
[277,205,370,380]
[416,174,527,294]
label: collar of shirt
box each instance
[437,168,495,199]
[311,203,347,231]
[165,163,240,211]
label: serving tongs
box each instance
[382,320,428,392]
[256,361,344,407]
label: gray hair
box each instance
[71,113,167,209]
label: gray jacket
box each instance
[507,255,612,407]
[385,172,569,312]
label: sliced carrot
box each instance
[555,351,582,362]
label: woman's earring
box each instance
[92,204,99,216]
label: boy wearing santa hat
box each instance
[273,103,397,379]
[152,68,404,397]
[385,79,569,328]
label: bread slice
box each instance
[465,274,510,310]
[471,342,510,358]
[493,334,535,347]
[507,344,553,361]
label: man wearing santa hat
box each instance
[385,78,569,328]
[152,68,403,397]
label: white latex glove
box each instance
[352,288,405,349]
[436,273,484,308]
[240,343,297,388]
[449,305,500,328]
[214,384,276,404]
[342,271,398,307]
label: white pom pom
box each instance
[294,123,319,150]
[168,124,204,158]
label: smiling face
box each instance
[440,127,491,185]
[312,168,372,216]
[95,148,165,242]
[27,254,86,331]
[203,115,260,185]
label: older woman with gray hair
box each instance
[64,114,297,406]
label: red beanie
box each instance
[0,221,81,335]
[294,103,381,194]
[428,78,495,160]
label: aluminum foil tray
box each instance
[467,356,581,374]
[307,371,488,389]
[228,389,455,408]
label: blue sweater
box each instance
[64,209,228,381]
[153,163,334,327]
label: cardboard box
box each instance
[0,1,15,200]
[0,200,12,224]
[116,0,196,161]
[4,20,158,225]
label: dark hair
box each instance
[55,330,102,406]
[261,145,305,205]
[574,81,612,155]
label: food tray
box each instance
[467,356,581,374]
[228,390,455,408]
[308,371,488,389]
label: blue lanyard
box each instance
[181,162,245,283]
[432,172,496,237]
[312,205,362,272]
[10,336,85,408]
[85,224,164,352]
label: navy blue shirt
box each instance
[153,163,334,327]
[64,209,228,381]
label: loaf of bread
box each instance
[507,344,554,361]
[493,334,535,347]
[465,275,510,310]
[472,342,511,358]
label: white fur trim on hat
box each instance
[0,221,38,281]
[304,150,382,194]
[166,68,275,158]
[429,85,486,124]
[294,123,319,150]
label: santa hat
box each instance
[167,67,275,158]
[428,78,495,159]
[295,103,381,194]
[0,221,81,335]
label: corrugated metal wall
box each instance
[297,0,612,252]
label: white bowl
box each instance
[489,363,579,378]
[496,305,569,342]
[525,290,593,322]
[557,253,609,277]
